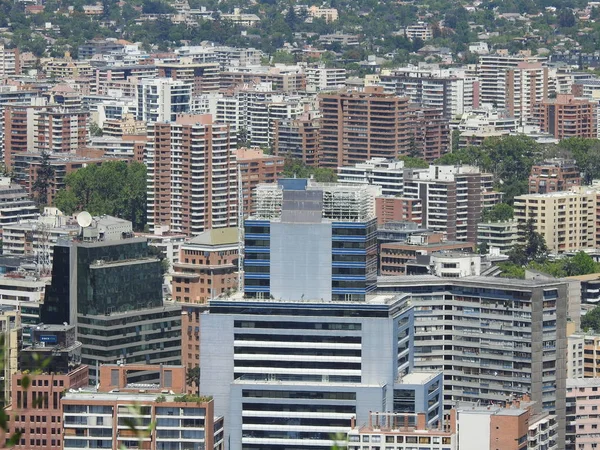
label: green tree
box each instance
[398,156,429,169]
[582,306,600,332]
[436,135,539,203]
[32,151,54,207]
[482,203,514,222]
[563,252,598,276]
[89,121,103,137]
[186,365,200,387]
[54,161,147,230]
[451,129,461,152]
[498,262,526,279]
[508,219,548,265]
[282,158,337,182]
[558,138,600,184]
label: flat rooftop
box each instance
[398,372,441,385]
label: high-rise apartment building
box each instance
[199,294,442,450]
[403,165,501,242]
[505,62,548,125]
[3,102,89,168]
[135,78,192,123]
[529,159,581,194]
[157,60,220,95]
[534,94,597,139]
[33,109,89,154]
[0,178,38,233]
[378,274,568,448]
[379,69,478,118]
[235,148,285,216]
[513,187,599,254]
[171,227,239,304]
[319,87,412,167]
[244,180,379,302]
[567,333,600,378]
[566,378,600,450]
[0,44,19,77]
[477,220,519,254]
[1,323,88,450]
[410,106,450,161]
[306,66,346,92]
[146,114,237,236]
[273,114,320,166]
[477,54,545,111]
[41,229,182,383]
[337,158,406,196]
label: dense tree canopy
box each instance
[437,135,542,203]
[282,158,337,182]
[482,203,514,222]
[54,161,147,231]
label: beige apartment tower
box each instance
[513,187,599,254]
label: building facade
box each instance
[534,94,597,140]
[41,233,182,383]
[378,275,568,448]
[199,294,434,450]
[244,180,379,302]
[319,87,411,168]
[146,114,237,236]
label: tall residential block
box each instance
[477,54,546,115]
[3,324,88,450]
[378,275,568,448]
[244,180,379,302]
[403,165,502,242]
[0,178,38,233]
[157,60,219,95]
[146,114,237,236]
[199,294,441,450]
[41,229,181,383]
[513,187,599,254]
[135,78,192,123]
[534,94,597,140]
[273,115,320,166]
[566,378,600,450]
[319,87,411,167]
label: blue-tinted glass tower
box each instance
[244,179,378,302]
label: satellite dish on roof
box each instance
[76,211,92,228]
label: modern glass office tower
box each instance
[199,294,444,450]
[42,226,181,383]
[244,179,379,302]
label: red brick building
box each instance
[235,147,284,216]
[529,159,581,194]
[534,94,597,139]
[375,196,422,226]
[171,227,239,304]
[3,366,89,450]
[319,87,412,168]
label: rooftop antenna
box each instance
[237,165,244,293]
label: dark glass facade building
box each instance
[42,236,181,383]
